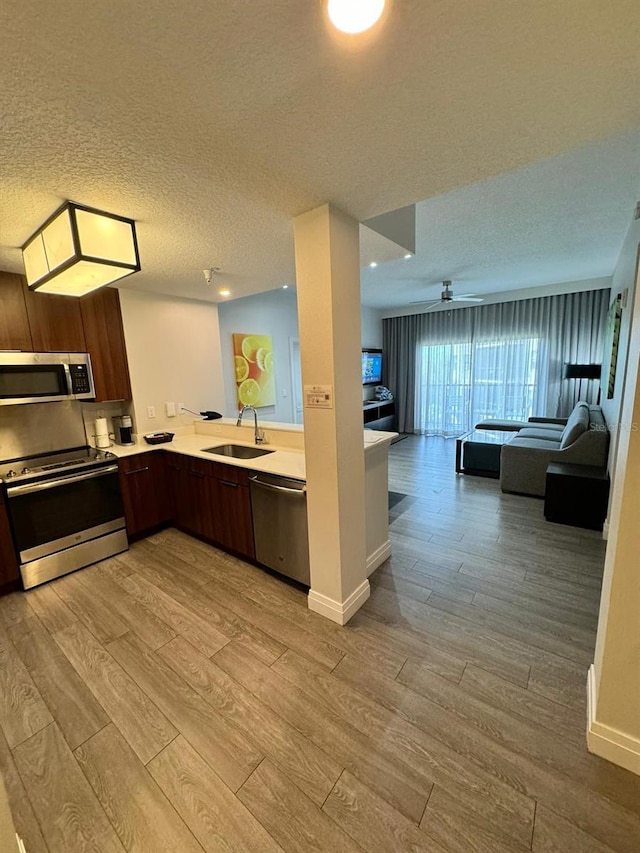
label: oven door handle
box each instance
[6,465,119,497]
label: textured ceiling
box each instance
[364,129,640,309]
[1,1,639,304]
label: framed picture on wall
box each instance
[604,293,623,400]
[232,333,276,409]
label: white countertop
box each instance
[102,426,397,481]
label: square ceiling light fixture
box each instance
[22,202,141,297]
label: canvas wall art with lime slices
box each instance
[232,333,276,409]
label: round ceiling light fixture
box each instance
[327,0,386,34]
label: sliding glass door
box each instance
[415,337,546,436]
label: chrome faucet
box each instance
[236,405,265,444]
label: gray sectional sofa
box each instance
[481,403,609,497]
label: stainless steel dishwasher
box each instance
[249,473,310,585]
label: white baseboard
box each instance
[366,540,392,576]
[308,579,371,626]
[602,518,610,540]
[587,664,640,776]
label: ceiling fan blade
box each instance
[452,296,483,302]
[409,299,441,307]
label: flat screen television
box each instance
[362,349,383,385]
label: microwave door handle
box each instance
[6,465,119,497]
[63,362,73,396]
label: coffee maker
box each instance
[112,415,135,446]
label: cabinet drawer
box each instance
[210,461,249,485]
[166,453,249,485]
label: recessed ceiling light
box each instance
[328,0,386,34]
[404,253,412,260]
[282,285,289,289]
[369,262,378,269]
[218,288,231,297]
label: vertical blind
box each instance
[383,288,610,435]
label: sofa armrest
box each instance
[528,417,567,425]
[500,439,562,497]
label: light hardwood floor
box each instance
[1,435,639,852]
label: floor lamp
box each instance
[564,363,602,405]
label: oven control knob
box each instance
[21,467,31,475]
[5,470,17,478]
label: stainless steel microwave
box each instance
[0,353,95,405]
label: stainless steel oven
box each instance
[2,448,127,588]
[0,352,94,406]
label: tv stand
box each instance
[363,400,396,431]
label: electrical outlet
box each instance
[147,406,156,419]
[177,402,185,415]
[165,401,176,418]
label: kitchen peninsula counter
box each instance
[103,418,397,577]
[105,418,396,483]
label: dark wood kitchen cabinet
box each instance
[118,452,170,540]
[23,286,87,352]
[164,453,255,559]
[0,270,133,401]
[80,288,132,402]
[0,490,20,593]
[165,454,213,540]
[208,465,255,559]
[0,271,33,351]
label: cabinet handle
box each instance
[123,467,149,475]
[190,471,205,479]
[220,480,238,488]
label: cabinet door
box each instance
[188,459,216,541]
[119,452,170,539]
[0,271,33,351]
[166,456,211,538]
[24,286,87,352]
[80,288,132,401]
[0,494,20,591]
[210,478,255,559]
[166,456,192,532]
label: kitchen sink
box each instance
[202,444,275,460]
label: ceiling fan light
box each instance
[327,0,386,34]
[22,201,140,297]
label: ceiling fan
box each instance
[411,280,484,308]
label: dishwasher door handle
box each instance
[249,476,306,496]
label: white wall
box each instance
[379,276,613,319]
[118,289,225,434]
[601,215,640,471]
[361,305,384,348]
[218,287,385,421]
[591,250,640,775]
[217,288,300,422]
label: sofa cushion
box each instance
[517,428,564,443]
[506,437,564,450]
[560,404,590,448]
[529,422,565,433]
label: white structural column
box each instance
[293,203,369,624]
[589,261,640,776]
